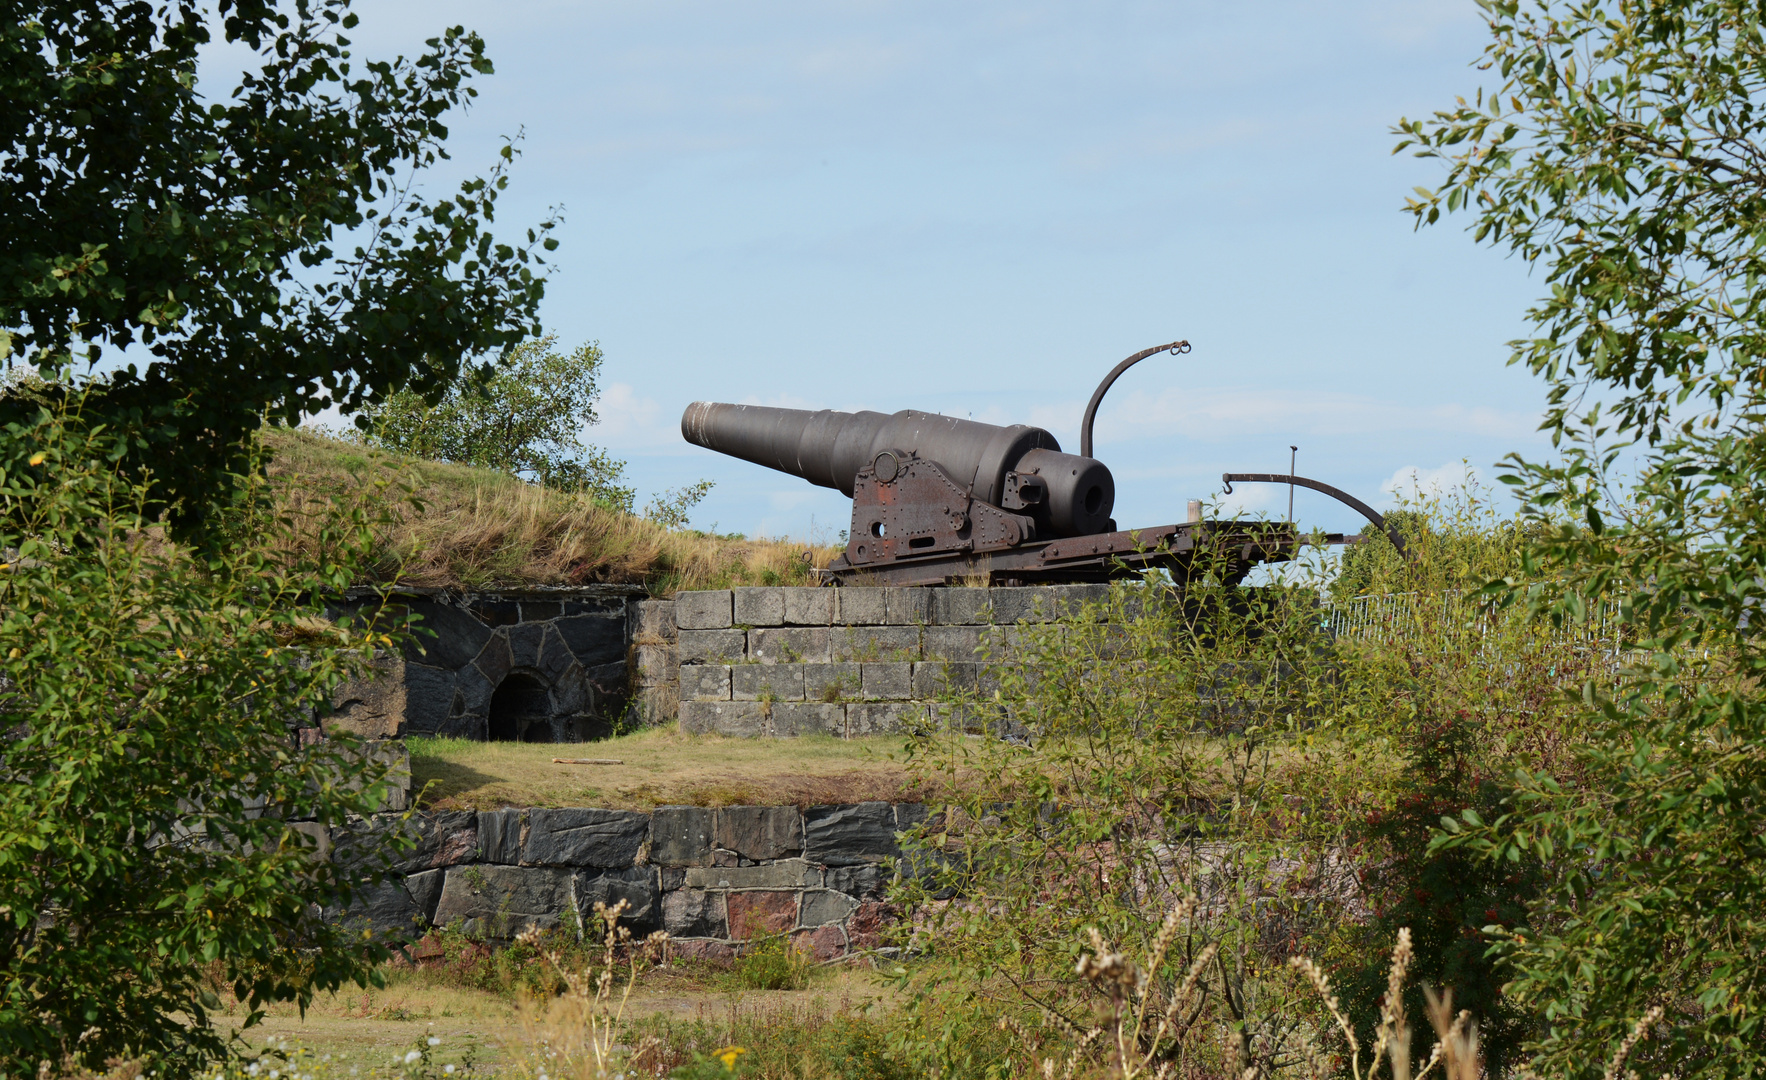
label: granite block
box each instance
[631,684,679,727]
[404,868,446,925]
[554,613,627,666]
[403,663,457,734]
[716,806,803,861]
[793,924,848,960]
[576,866,661,931]
[676,590,733,630]
[633,642,679,685]
[402,600,493,669]
[859,662,913,700]
[986,586,1062,625]
[326,881,425,939]
[432,865,574,937]
[846,702,926,735]
[803,662,862,703]
[523,808,649,868]
[471,634,513,685]
[803,803,899,867]
[680,699,767,736]
[727,891,797,938]
[629,598,677,642]
[922,625,986,662]
[334,811,477,875]
[933,588,994,626]
[678,629,745,665]
[476,809,523,864]
[770,702,845,737]
[681,664,732,702]
[835,588,888,625]
[783,588,836,626]
[748,627,830,664]
[732,663,805,702]
[799,889,860,928]
[830,625,920,662]
[826,864,886,900]
[733,587,787,627]
[650,806,715,867]
[884,587,932,624]
[662,888,726,938]
[684,859,821,890]
[507,621,546,669]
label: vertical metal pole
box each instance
[1288,445,1298,523]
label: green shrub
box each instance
[404,922,590,1001]
[0,398,414,1072]
[891,500,1593,1077]
[896,538,1354,1078]
[731,934,812,992]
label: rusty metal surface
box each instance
[843,451,1034,567]
[680,355,1397,587]
[1079,340,1190,458]
[1221,472,1406,555]
[823,518,1337,587]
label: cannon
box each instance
[681,342,1402,586]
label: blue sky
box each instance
[247,1,1551,540]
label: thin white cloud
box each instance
[1093,387,1545,445]
[591,382,677,450]
[1215,482,1281,518]
[1379,460,1491,505]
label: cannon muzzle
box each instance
[681,401,1115,537]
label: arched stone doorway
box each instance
[487,671,555,742]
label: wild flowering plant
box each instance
[511,899,669,1080]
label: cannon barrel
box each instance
[681,401,1116,537]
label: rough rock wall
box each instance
[323,586,646,741]
[330,802,921,961]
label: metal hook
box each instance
[1080,339,1192,458]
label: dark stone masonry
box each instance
[308,585,1133,956]
[319,584,648,743]
[329,802,919,961]
[322,582,1115,742]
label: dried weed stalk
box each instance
[516,899,668,1079]
[1288,928,1481,1080]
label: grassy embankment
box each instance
[260,426,843,595]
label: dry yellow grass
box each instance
[227,963,892,1068]
[259,426,843,594]
[409,727,942,810]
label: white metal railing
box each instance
[1324,589,1625,655]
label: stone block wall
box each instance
[330,802,921,961]
[319,583,1120,741]
[662,584,1112,737]
[322,585,647,742]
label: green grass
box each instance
[407,724,935,810]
